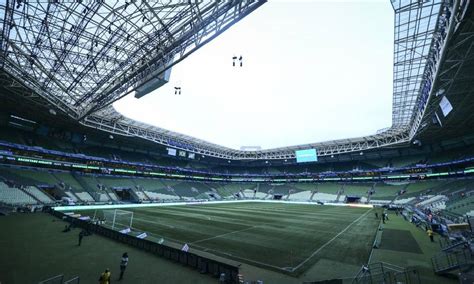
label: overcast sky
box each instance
[114,1,394,150]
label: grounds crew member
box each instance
[99,269,111,284]
[78,230,84,246]
[427,228,434,242]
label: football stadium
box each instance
[1,0,474,283]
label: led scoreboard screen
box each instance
[295,149,318,163]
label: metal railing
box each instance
[352,262,421,284]
[38,275,64,284]
[432,249,472,274]
[38,275,80,284]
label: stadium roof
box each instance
[0,0,471,160]
[391,0,445,127]
[0,0,265,118]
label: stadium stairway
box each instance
[134,185,152,202]
[95,184,114,202]
[22,186,54,204]
[104,187,117,202]
[336,188,344,202]
[130,179,152,201]
[160,184,183,200]
[63,191,78,202]
[204,186,223,200]
[34,186,56,202]
[70,173,101,202]
[51,172,86,202]
[67,190,83,203]
[17,187,42,204]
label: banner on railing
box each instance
[120,228,131,234]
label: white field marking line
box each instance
[136,222,282,270]
[212,205,363,217]
[190,224,268,245]
[133,216,175,229]
[292,208,374,271]
[150,208,257,224]
[159,206,362,231]
[191,245,287,271]
[131,220,284,270]
[176,206,358,221]
[135,215,265,242]
[141,208,261,227]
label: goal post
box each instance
[102,209,134,231]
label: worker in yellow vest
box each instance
[427,229,434,242]
[98,268,111,284]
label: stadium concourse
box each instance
[1,0,474,283]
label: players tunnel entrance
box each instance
[112,188,135,202]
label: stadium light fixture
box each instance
[232,56,243,67]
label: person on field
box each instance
[119,252,129,280]
[427,229,434,242]
[78,230,84,246]
[99,269,111,284]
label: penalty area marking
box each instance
[189,244,286,271]
[190,225,262,245]
[291,208,374,272]
[132,216,175,229]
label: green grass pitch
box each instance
[89,203,379,275]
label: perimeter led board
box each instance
[295,149,318,163]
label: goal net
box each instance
[102,209,134,231]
